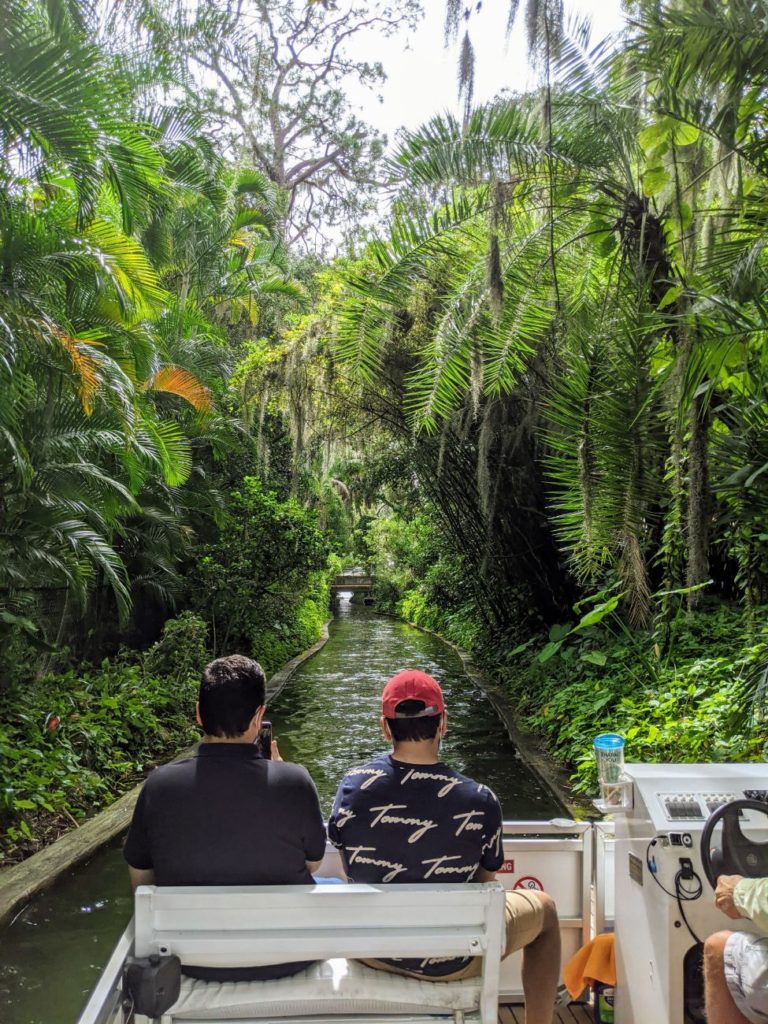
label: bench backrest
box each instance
[134,883,505,1022]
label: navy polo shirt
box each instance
[328,753,504,977]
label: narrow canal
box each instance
[0,603,563,1024]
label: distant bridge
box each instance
[331,573,374,591]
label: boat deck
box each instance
[499,1005,591,1023]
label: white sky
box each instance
[351,0,628,143]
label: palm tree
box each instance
[332,1,768,628]
[0,0,294,647]
[633,0,768,610]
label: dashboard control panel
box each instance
[624,765,768,834]
[660,794,704,821]
[704,792,739,814]
[658,791,765,823]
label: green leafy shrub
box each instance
[187,477,330,668]
[505,604,768,794]
[363,507,767,801]
[365,509,483,650]
[0,641,200,862]
[249,569,331,676]
[143,611,209,687]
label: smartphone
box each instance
[257,719,272,759]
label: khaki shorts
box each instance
[362,889,546,982]
[724,932,768,1024]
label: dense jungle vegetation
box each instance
[2,0,767,860]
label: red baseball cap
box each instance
[381,670,445,719]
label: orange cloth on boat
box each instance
[563,932,616,999]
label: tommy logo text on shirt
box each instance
[345,845,407,882]
[420,854,476,879]
[482,825,502,857]
[334,807,356,829]
[346,767,388,789]
[400,768,463,797]
[453,809,484,835]
[368,803,438,843]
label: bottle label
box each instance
[598,986,615,1023]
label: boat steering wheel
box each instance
[700,798,768,889]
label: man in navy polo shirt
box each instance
[124,654,326,980]
[328,669,561,1024]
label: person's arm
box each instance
[326,780,353,878]
[473,866,497,882]
[273,739,320,874]
[478,790,505,875]
[715,875,745,919]
[128,866,156,892]
[299,768,328,875]
[734,877,768,932]
[123,785,155,888]
[327,785,344,850]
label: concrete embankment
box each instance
[0,622,331,927]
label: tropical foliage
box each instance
[516,602,768,792]
[186,478,330,673]
[0,0,302,665]
[0,613,207,861]
[316,0,768,780]
[0,0,342,857]
[330,0,768,638]
[3,0,768,855]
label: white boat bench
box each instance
[132,882,507,1024]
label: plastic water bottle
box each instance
[593,733,624,784]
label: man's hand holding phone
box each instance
[256,719,283,760]
[257,720,272,759]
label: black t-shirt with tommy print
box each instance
[328,752,504,977]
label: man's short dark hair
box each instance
[386,699,442,742]
[199,655,266,738]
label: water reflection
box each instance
[0,843,132,1024]
[270,602,560,818]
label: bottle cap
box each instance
[594,733,624,750]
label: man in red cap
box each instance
[328,669,561,1024]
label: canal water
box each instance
[0,604,562,1024]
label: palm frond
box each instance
[148,366,213,412]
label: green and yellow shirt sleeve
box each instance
[734,877,768,933]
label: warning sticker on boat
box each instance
[514,876,544,891]
[498,859,515,873]
[628,853,643,886]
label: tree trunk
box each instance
[686,392,711,608]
